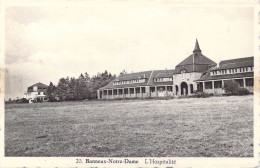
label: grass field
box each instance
[5,95,253,157]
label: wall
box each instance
[173,72,202,95]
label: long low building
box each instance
[97,39,254,99]
[196,57,254,94]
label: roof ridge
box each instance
[220,56,254,63]
[147,70,154,85]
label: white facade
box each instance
[24,84,48,102]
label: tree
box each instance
[224,80,239,95]
[46,82,57,101]
[88,70,116,99]
[56,77,69,101]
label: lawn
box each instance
[5,95,254,157]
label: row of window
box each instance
[203,78,254,89]
[113,79,145,85]
[103,86,173,95]
[211,67,253,76]
[154,77,173,82]
[27,92,46,96]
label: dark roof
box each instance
[218,56,254,70]
[153,69,175,78]
[99,69,175,90]
[196,72,253,81]
[193,39,201,53]
[174,39,217,74]
[116,71,152,81]
[28,82,48,88]
[27,82,48,92]
[174,54,217,74]
[147,69,174,86]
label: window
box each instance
[38,92,40,95]
[246,78,253,86]
[167,86,173,92]
[205,81,212,89]
[214,81,222,88]
[234,79,243,87]
[181,70,186,74]
[124,88,128,94]
[128,88,133,94]
[136,88,140,94]
[141,87,146,93]
[150,87,155,92]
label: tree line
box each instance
[46,70,116,101]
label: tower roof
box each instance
[174,39,216,74]
[193,38,201,54]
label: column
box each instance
[165,86,168,96]
[202,82,205,92]
[243,78,246,88]
[140,87,142,98]
[128,88,130,97]
[97,90,100,99]
[117,89,119,98]
[222,80,224,89]
[112,89,114,99]
[122,88,125,99]
[212,81,214,93]
[134,87,136,97]
[194,83,197,92]
[155,86,158,97]
[106,90,108,99]
[187,84,190,95]
[146,86,150,97]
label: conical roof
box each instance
[176,54,216,66]
[193,39,201,53]
[174,39,216,74]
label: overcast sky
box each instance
[4,4,254,99]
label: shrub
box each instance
[237,88,250,95]
[224,80,250,96]
[224,80,239,95]
[192,91,212,98]
[17,98,29,103]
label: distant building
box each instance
[97,39,254,99]
[24,82,48,102]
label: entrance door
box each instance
[181,82,188,95]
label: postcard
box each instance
[0,0,259,167]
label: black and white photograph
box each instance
[0,0,259,167]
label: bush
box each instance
[17,98,29,103]
[237,88,250,95]
[224,80,239,95]
[192,91,213,98]
[224,80,250,96]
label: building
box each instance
[24,82,48,102]
[196,56,254,94]
[97,39,254,99]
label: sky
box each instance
[4,4,254,99]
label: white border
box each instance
[0,0,259,167]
